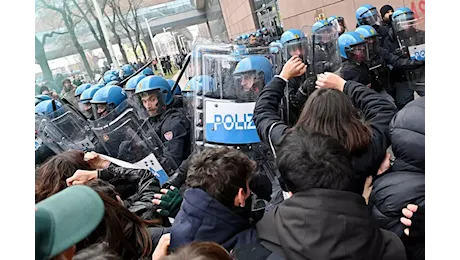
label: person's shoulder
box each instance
[164,107,186,119]
[162,109,189,127]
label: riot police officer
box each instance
[79,85,102,120]
[384,7,416,54]
[355,25,424,100]
[35,100,63,165]
[384,7,425,108]
[279,29,309,125]
[124,74,146,99]
[191,47,282,205]
[120,64,135,81]
[142,67,155,76]
[281,24,342,125]
[35,94,52,106]
[103,70,120,85]
[328,15,347,35]
[134,76,191,172]
[311,20,343,74]
[233,56,274,101]
[74,83,92,102]
[356,4,389,46]
[90,85,128,120]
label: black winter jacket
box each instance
[256,189,407,260]
[370,97,425,239]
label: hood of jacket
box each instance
[170,188,257,251]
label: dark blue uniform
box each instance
[384,28,425,109]
[342,49,423,99]
[146,107,191,174]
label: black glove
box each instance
[163,154,191,189]
[300,76,318,96]
[315,61,335,74]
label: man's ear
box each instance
[234,188,246,207]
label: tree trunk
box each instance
[129,38,139,60]
[134,18,148,60]
[35,36,54,83]
[68,28,94,79]
[93,16,113,65]
[98,38,113,65]
[115,34,128,64]
[139,40,148,60]
[142,33,154,55]
[73,0,114,66]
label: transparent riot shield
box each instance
[283,37,310,71]
[46,104,98,151]
[395,16,425,89]
[35,114,46,153]
[309,25,342,75]
[89,103,172,177]
[244,46,282,84]
[395,16,425,60]
[194,45,279,146]
[37,117,81,154]
[193,43,233,76]
[193,45,284,205]
[186,38,216,80]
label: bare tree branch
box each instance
[38,0,65,15]
[70,0,101,42]
[42,30,68,45]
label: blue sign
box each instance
[409,44,425,61]
[205,101,261,144]
[149,167,169,186]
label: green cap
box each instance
[35,186,105,260]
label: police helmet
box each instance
[135,76,173,105]
[233,56,274,85]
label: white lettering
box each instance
[212,113,256,131]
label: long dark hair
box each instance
[79,179,157,260]
[35,150,91,202]
[294,88,371,153]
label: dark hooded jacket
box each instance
[369,97,425,260]
[170,188,257,251]
[256,188,407,260]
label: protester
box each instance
[169,147,257,251]
[250,129,407,260]
[369,97,425,260]
[36,186,105,260]
[253,56,398,194]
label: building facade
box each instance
[220,0,425,38]
[206,0,230,42]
